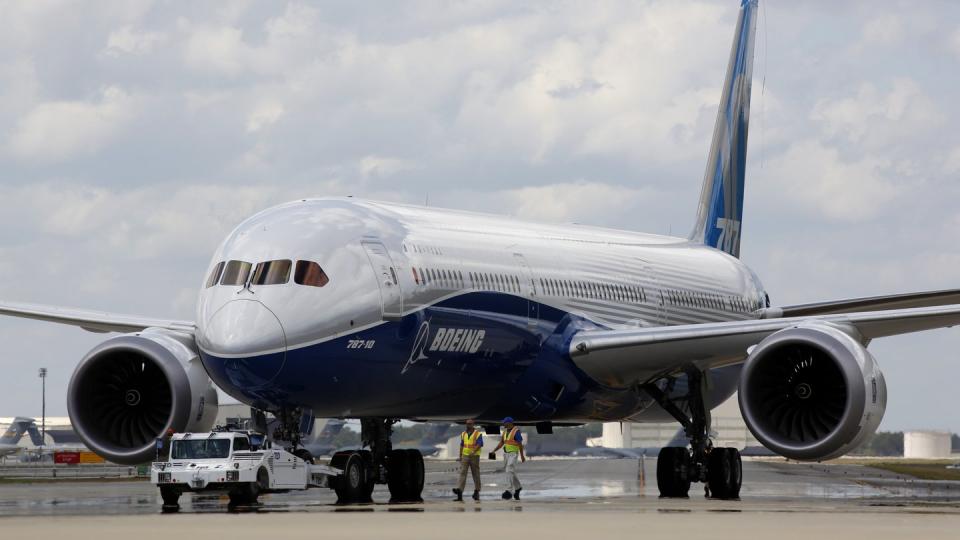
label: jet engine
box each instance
[67,328,218,464]
[738,322,886,461]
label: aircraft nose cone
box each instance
[198,299,286,385]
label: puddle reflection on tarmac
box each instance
[0,458,957,517]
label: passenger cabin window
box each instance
[252,259,292,285]
[221,260,252,286]
[295,261,330,287]
[205,262,225,288]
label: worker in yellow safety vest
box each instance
[453,419,484,501]
[492,416,526,500]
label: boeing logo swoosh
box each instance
[401,320,431,374]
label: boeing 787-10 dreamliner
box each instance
[2,0,958,502]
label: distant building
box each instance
[598,394,761,451]
[904,431,952,458]
[213,403,252,428]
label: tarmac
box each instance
[0,457,958,538]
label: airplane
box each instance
[400,423,457,457]
[0,417,40,458]
[300,418,348,458]
[0,417,87,460]
[2,0,960,502]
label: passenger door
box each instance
[361,241,403,321]
[513,253,538,327]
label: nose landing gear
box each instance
[644,367,742,500]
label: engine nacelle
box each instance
[738,322,886,461]
[67,328,219,464]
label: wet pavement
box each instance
[0,457,957,517]
[1,458,958,540]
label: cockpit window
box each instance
[295,260,330,287]
[205,262,225,288]
[252,259,292,285]
[221,260,252,286]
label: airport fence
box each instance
[0,462,149,479]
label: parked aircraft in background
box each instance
[301,418,348,458]
[2,0,959,502]
[0,417,39,458]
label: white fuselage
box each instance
[195,198,767,422]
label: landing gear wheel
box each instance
[656,447,691,498]
[360,450,376,502]
[405,449,424,502]
[332,451,367,504]
[387,449,424,502]
[294,448,315,464]
[707,448,742,500]
[159,485,180,507]
[387,449,412,502]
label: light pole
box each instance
[38,368,47,456]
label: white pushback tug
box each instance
[151,429,341,508]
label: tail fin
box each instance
[689,0,758,258]
[26,425,45,447]
[0,417,36,445]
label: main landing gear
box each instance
[330,418,424,505]
[644,368,742,500]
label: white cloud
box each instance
[761,139,899,222]
[950,27,960,58]
[498,181,652,223]
[246,101,285,133]
[180,22,248,76]
[103,25,165,57]
[944,146,960,175]
[6,86,135,162]
[810,78,940,149]
[428,179,677,233]
[860,14,903,46]
[359,155,412,180]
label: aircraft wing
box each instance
[776,288,960,317]
[0,300,194,334]
[569,304,960,387]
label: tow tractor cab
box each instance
[151,430,338,509]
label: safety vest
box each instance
[503,427,520,453]
[461,430,482,457]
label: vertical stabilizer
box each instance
[0,417,36,446]
[689,0,758,258]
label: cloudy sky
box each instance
[1,0,958,433]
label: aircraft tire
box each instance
[656,447,691,498]
[405,449,424,501]
[359,450,376,502]
[707,448,741,499]
[387,448,413,502]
